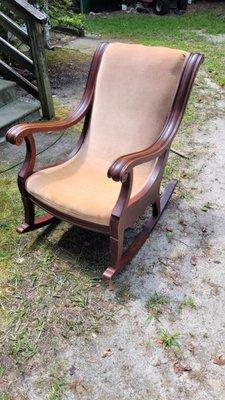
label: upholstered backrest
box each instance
[80,43,188,174]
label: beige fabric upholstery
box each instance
[26,43,188,226]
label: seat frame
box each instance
[6,43,204,285]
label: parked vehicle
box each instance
[81,0,121,13]
[138,0,188,15]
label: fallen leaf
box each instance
[101,349,113,358]
[173,361,192,375]
[190,256,197,266]
[179,219,187,227]
[187,343,195,354]
[68,365,76,376]
[213,356,225,366]
[154,338,163,346]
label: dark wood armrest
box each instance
[6,101,89,146]
[108,130,172,183]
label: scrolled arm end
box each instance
[107,142,166,183]
[107,157,131,183]
[6,124,29,146]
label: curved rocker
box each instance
[6,43,204,286]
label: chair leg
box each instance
[17,195,57,233]
[102,234,124,283]
[102,180,177,284]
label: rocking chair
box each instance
[6,43,203,284]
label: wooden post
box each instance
[26,19,54,119]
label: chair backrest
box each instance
[81,43,189,173]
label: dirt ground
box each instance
[1,25,225,400]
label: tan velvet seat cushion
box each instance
[26,43,188,226]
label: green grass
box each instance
[47,378,65,400]
[146,292,168,319]
[180,296,197,310]
[158,328,180,348]
[0,172,115,393]
[0,394,11,400]
[201,201,214,212]
[85,10,225,85]
[0,364,5,377]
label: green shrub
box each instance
[50,12,85,31]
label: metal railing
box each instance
[0,0,54,119]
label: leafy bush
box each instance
[50,12,84,31]
[29,1,84,32]
[29,0,72,11]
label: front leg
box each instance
[102,233,124,283]
[17,196,57,233]
[102,180,177,284]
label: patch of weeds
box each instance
[0,364,5,377]
[0,250,13,262]
[47,47,89,66]
[180,296,197,310]
[158,328,180,348]
[53,99,71,120]
[0,220,12,230]
[62,318,84,338]
[9,330,37,363]
[146,292,168,320]
[0,394,11,400]
[40,250,55,267]
[164,155,181,182]
[165,230,175,242]
[201,201,214,212]
[116,285,135,304]
[68,294,87,308]
[47,378,65,400]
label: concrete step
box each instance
[0,100,40,142]
[0,79,16,108]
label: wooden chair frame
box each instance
[6,43,204,284]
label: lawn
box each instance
[85,8,225,85]
[1,4,225,399]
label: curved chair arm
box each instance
[108,52,204,183]
[6,100,91,146]
[108,133,172,183]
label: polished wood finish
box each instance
[6,44,204,285]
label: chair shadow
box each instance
[31,205,155,281]
[57,225,110,275]
[33,221,110,278]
